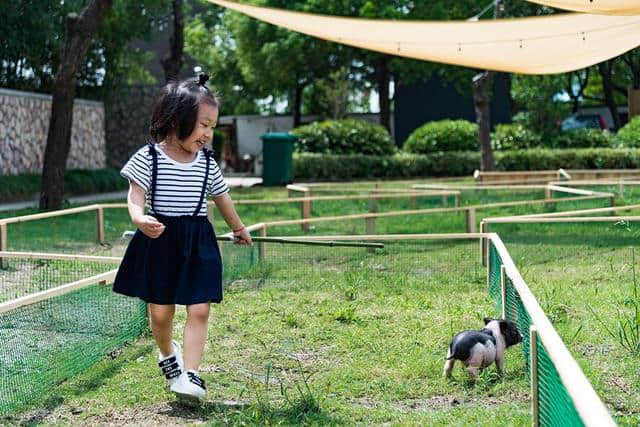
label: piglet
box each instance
[443,317,522,379]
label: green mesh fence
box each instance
[488,239,589,427]
[0,237,259,415]
[0,256,147,415]
[535,336,583,427]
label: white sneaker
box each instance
[158,340,183,387]
[170,370,206,402]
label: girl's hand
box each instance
[134,215,166,239]
[233,227,253,245]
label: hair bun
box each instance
[198,73,210,86]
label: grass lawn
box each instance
[3,240,531,425]
[493,221,640,426]
[1,180,639,425]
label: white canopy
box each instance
[209,0,640,74]
[525,1,640,15]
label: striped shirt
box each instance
[120,145,229,216]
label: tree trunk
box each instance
[39,0,113,211]
[473,71,495,171]
[376,55,391,132]
[161,0,184,82]
[471,0,502,171]
[293,84,303,128]
[598,60,621,130]
[504,73,516,120]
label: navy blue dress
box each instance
[113,144,223,305]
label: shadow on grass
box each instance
[163,397,344,425]
[4,341,154,427]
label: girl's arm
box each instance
[128,181,165,239]
[212,193,252,245]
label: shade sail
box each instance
[525,1,640,15]
[209,0,640,74]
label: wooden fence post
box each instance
[409,195,416,209]
[481,221,489,267]
[207,202,215,223]
[465,208,476,233]
[618,180,624,199]
[301,190,311,231]
[369,194,378,213]
[0,223,7,269]
[258,225,267,262]
[500,265,507,319]
[96,206,105,245]
[366,216,376,253]
[530,326,540,427]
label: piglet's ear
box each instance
[483,317,492,325]
[499,321,507,332]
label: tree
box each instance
[471,0,503,171]
[161,0,184,81]
[223,0,347,127]
[39,0,114,210]
[185,7,262,114]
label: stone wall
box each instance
[0,88,106,176]
[105,84,161,168]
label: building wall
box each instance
[394,73,511,146]
[0,88,106,176]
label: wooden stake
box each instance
[481,221,488,266]
[501,265,507,319]
[258,224,267,262]
[530,326,540,427]
[369,194,378,213]
[96,206,105,244]
[466,208,476,233]
[0,224,6,269]
[366,217,376,253]
[207,202,215,223]
[301,192,311,231]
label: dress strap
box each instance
[148,143,158,213]
[193,149,211,216]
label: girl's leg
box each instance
[149,303,176,357]
[183,303,211,371]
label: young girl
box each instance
[113,74,252,402]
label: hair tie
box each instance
[198,73,210,86]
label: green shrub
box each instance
[213,129,226,162]
[615,116,640,148]
[550,128,613,149]
[291,118,395,156]
[292,148,640,180]
[403,120,477,154]
[491,123,541,150]
[0,169,128,203]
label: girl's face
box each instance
[177,103,219,154]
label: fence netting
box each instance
[0,258,146,415]
[489,239,587,427]
[1,238,488,416]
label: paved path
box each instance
[0,176,263,212]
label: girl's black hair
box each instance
[149,73,220,142]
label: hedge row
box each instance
[293,148,640,180]
[0,168,128,203]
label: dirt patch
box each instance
[605,376,634,395]
[351,390,529,413]
[24,400,251,426]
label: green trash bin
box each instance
[261,132,296,186]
